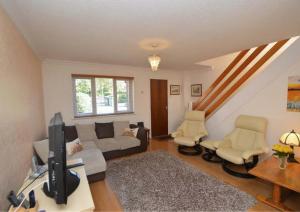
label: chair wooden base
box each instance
[202,148,222,163]
[178,144,202,155]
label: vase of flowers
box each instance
[272,144,293,169]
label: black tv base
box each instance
[43,170,80,204]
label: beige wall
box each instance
[0,7,45,209]
[42,60,185,134]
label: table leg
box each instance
[273,184,281,203]
[257,184,292,211]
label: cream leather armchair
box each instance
[172,111,208,155]
[216,115,268,178]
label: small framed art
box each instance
[170,85,180,95]
[191,84,202,97]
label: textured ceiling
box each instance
[1,0,300,70]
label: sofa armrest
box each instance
[136,127,148,151]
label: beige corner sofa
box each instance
[34,121,148,183]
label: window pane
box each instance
[95,78,114,114]
[117,80,129,112]
[75,78,93,115]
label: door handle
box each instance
[166,106,168,110]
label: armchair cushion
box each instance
[200,140,222,151]
[174,137,195,147]
[185,121,207,137]
[235,115,267,133]
[218,138,232,149]
[193,133,207,141]
[171,130,183,138]
[241,149,265,160]
[216,147,244,164]
[184,110,205,121]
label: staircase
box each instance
[193,38,296,118]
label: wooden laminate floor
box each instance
[89,139,300,211]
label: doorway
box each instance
[150,79,168,137]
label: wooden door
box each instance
[150,79,168,137]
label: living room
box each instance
[1,1,300,211]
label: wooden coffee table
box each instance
[249,157,300,211]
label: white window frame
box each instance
[72,74,134,117]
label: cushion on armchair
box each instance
[216,148,244,164]
[216,115,268,164]
[174,137,196,147]
[201,140,222,151]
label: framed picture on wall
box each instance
[170,85,180,95]
[191,84,202,97]
[287,76,300,112]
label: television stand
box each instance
[9,159,94,212]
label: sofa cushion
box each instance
[66,138,83,156]
[95,122,114,139]
[81,140,98,150]
[115,136,141,150]
[122,128,139,137]
[75,124,97,142]
[68,148,106,175]
[33,139,49,163]
[95,138,121,152]
[113,121,130,137]
[64,126,78,142]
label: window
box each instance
[73,75,133,117]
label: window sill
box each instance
[73,112,135,119]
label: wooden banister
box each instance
[195,44,268,111]
[192,49,250,110]
[205,38,289,117]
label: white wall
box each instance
[42,60,185,134]
[203,39,300,154]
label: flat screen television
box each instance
[43,112,80,204]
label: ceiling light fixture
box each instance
[148,44,161,72]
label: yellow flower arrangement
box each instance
[272,144,293,158]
